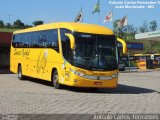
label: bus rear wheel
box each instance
[52,70,62,89]
[18,65,25,80]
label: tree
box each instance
[126,25,137,34]
[0,20,4,28]
[32,20,44,26]
[139,20,149,33]
[150,20,157,31]
[6,23,12,28]
[13,19,25,29]
[113,19,123,38]
[25,24,33,28]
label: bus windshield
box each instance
[72,32,118,71]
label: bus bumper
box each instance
[63,73,118,88]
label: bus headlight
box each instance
[112,73,118,78]
[70,69,84,77]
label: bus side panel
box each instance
[10,47,49,79]
[10,47,23,74]
[10,48,64,81]
[22,49,43,79]
[40,49,64,81]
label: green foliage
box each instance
[113,19,159,54]
[152,43,160,53]
[13,19,25,29]
[139,20,149,33]
[0,20,4,28]
[25,25,33,28]
[6,23,12,28]
[150,20,157,31]
[143,48,152,54]
[0,19,33,30]
[113,19,120,29]
[32,21,44,26]
[114,26,137,42]
[0,28,18,33]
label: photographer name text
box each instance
[109,0,160,9]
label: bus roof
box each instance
[13,22,114,35]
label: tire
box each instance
[52,70,62,89]
[89,88,98,91]
[119,67,125,71]
[18,65,25,80]
[121,67,125,71]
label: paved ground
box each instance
[0,70,159,115]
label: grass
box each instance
[152,44,160,53]
[0,28,19,33]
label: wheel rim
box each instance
[18,67,22,78]
[53,73,58,86]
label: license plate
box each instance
[94,82,102,86]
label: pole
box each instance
[8,15,12,23]
[81,8,83,23]
[126,14,131,71]
[111,9,119,63]
[128,48,131,71]
[99,12,100,25]
[112,8,114,31]
[99,0,100,25]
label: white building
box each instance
[135,30,160,41]
[135,31,160,51]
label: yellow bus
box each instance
[10,22,119,89]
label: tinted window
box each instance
[12,34,24,48]
[12,29,59,52]
[32,32,40,48]
[60,28,71,62]
[47,30,59,51]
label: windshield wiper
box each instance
[74,62,87,68]
[87,50,98,69]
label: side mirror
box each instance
[117,38,127,54]
[65,33,75,50]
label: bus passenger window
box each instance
[47,29,59,52]
[39,32,47,48]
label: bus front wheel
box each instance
[52,70,62,89]
[18,65,25,80]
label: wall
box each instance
[0,32,12,69]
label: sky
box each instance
[0,0,160,30]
